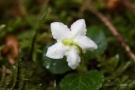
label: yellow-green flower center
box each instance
[62,38,83,55]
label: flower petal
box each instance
[70,19,86,38]
[76,36,98,52]
[66,47,80,69]
[46,42,66,59]
[51,22,70,42]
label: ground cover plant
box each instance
[0,0,135,90]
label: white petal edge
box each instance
[66,47,80,69]
[46,42,66,59]
[51,22,70,42]
[76,36,98,52]
[70,19,86,38]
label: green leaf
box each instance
[84,26,107,60]
[42,43,71,74]
[60,70,104,90]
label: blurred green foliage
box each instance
[0,0,135,90]
[60,70,104,90]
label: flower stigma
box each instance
[62,37,82,55]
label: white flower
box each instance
[46,19,97,69]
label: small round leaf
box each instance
[84,26,107,60]
[60,70,104,90]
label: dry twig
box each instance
[80,0,135,62]
[122,0,135,14]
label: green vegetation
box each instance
[0,0,135,90]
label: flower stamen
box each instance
[62,38,82,55]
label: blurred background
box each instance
[0,0,135,90]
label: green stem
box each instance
[77,54,87,74]
[29,9,48,60]
[72,42,83,55]
[81,54,87,72]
